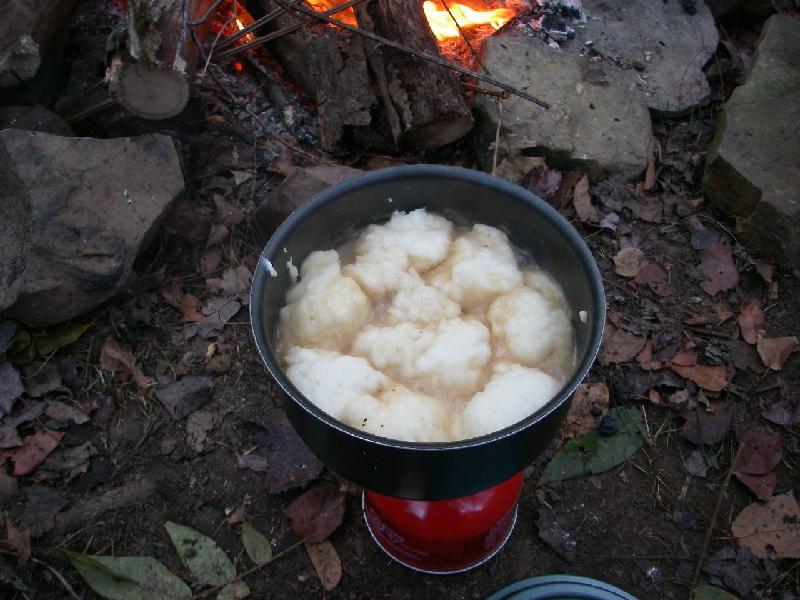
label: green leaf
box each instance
[34,323,92,356]
[64,550,191,600]
[241,523,272,565]
[538,406,646,485]
[217,581,251,599]
[693,585,739,600]
[165,521,235,587]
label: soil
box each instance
[2,4,799,600]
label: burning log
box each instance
[259,0,472,151]
[106,0,218,120]
[1,0,78,87]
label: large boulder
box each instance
[473,36,652,182]
[0,130,185,326]
[579,0,720,115]
[703,15,800,269]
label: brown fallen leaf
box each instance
[738,297,765,345]
[636,340,664,371]
[634,263,671,296]
[754,261,774,283]
[206,224,230,248]
[285,485,345,544]
[613,248,645,278]
[562,383,609,437]
[99,338,153,390]
[200,247,222,277]
[35,441,94,482]
[5,519,30,566]
[734,426,783,500]
[180,294,205,323]
[213,195,246,227]
[699,243,739,296]
[163,199,212,242]
[757,335,798,371]
[670,347,698,368]
[671,364,731,392]
[160,279,184,309]
[185,409,222,453]
[573,175,598,224]
[682,303,735,326]
[681,403,733,445]
[206,266,252,300]
[0,471,17,504]
[2,431,64,476]
[732,492,800,559]
[600,324,647,365]
[304,540,342,592]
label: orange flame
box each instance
[235,18,255,43]
[423,1,516,41]
[305,0,358,27]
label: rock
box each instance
[473,37,651,182]
[0,105,73,135]
[703,15,800,269]
[579,0,719,114]
[254,164,362,234]
[0,130,184,326]
[703,0,773,18]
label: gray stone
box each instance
[0,130,184,326]
[0,105,72,136]
[473,36,651,182]
[703,15,800,268]
[578,0,719,114]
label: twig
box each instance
[191,538,306,599]
[216,7,285,50]
[31,558,81,600]
[688,443,744,599]
[216,0,369,59]
[492,98,503,175]
[461,81,509,98]
[189,0,224,26]
[441,1,488,74]
[275,0,550,109]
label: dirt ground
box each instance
[2,6,800,600]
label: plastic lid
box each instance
[486,575,639,600]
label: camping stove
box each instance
[363,472,523,573]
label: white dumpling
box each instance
[340,386,449,442]
[459,363,562,439]
[355,209,453,272]
[386,270,461,324]
[343,247,409,299]
[280,250,371,346]
[428,224,523,309]
[488,288,573,367]
[283,347,388,419]
[352,317,491,397]
[524,269,567,307]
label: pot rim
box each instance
[250,164,605,453]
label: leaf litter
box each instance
[285,485,346,544]
[731,492,800,560]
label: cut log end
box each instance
[106,57,189,120]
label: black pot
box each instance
[250,165,605,500]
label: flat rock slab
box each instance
[579,0,719,114]
[703,15,800,268]
[0,130,184,326]
[473,36,651,182]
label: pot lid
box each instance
[487,575,639,600]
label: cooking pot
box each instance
[250,165,605,500]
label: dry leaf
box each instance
[160,280,184,309]
[732,493,800,559]
[2,431,63,475]
[285,485,345,544]
[206,224,230,248]
[562,383,609,437]
[738,297,765,345]
[304,540,341,591]
[206,266,252,299]
[681,403,733,445]
[200,247,222,277]
[5,520,30,566]
[600,324,647,365]
[573,175,598,224]
[699,243,739,296]
[757,336,798,371]
[671,364,731,392]
[99,338,153,389]
[180,294,205,323]
[613,248,645,278]
[635,263,671,296]
[213,195,246,227]
[734,472,777,501]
